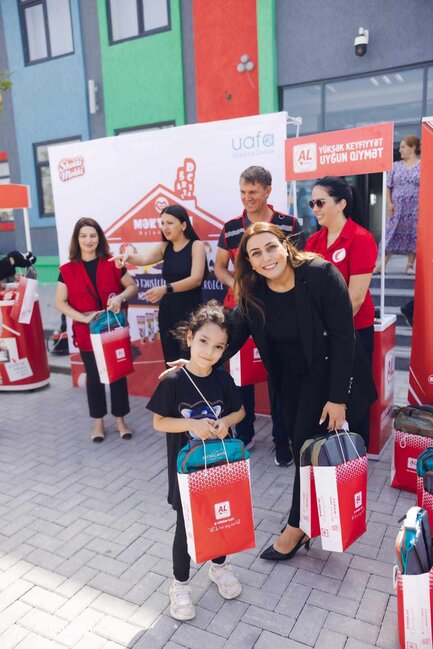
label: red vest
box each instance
[60,258,122,351]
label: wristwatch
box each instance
[166,283,174,294]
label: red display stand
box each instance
[0,298,50,390]
[368,314,396,458]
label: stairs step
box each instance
[369,270,413,371]
[370,274,415,289]
[371,286,414,297]
[396,356,410,371]
[372,294,414,307]
[395,345,411,359]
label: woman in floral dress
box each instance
[375,135,420,275]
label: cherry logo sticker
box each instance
[332,248,346,263]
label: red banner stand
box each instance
[0,299,50,390]
[408,118,433,405]
[368,315,396,458]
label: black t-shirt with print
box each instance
[146,367,243,510]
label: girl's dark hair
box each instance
[234,222,318,319]
[160,204,200,242]
[173,300,232,350]
[313,176,366,227]
[69,217,110,262]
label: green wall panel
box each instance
[36,256,60,285]
[257,0,278,114]
[97,0,185,134]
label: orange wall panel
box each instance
[193,0,259,122]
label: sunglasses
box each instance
[309,199,328,209]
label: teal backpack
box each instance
[417,447,433,494]
[395,506,433,575]
[89,310,127,334]
[177,438,250,474]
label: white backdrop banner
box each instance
[49,112,288,396]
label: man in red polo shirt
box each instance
[215,165,303,465]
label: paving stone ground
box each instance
[1,374,408,648]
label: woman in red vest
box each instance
[55,218,137,443]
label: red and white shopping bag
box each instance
[418,476,433,532]
[229,337,267,386]
[177,459,256,563]
[391,430,432,493]
[9,276,37,324]
[313,455,368,552]
[90,326,133,384]
[395,567,433,649]
[300,465,320,539]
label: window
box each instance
[115,121,175,135]
[280,64,432,138]
[34,137,81,217]
[0,154,14,225]
[20,0,74,64]
[324,69,424,131]
[107,0,170,44]
[281,84,322,134]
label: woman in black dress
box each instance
[225,222,377,560]
[116,204,206,363]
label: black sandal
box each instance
[91,430,105,443]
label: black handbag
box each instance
[394,405,433,438]
[300,429,366,467]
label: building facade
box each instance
[0,0,432,280]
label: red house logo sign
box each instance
[104,159,224,245]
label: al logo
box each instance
[214,501,231,520]
[293,143,317,173]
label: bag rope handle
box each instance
[333,422,362,464]
[181,367,230,470]
[106,309,122,332]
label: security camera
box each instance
[354,27,369,56]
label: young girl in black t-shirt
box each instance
[147,301,245,622]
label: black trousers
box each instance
[355,326,375,448]
[357,326,374,365]
[235,384,289,445]
[173,508,225,582]
[80,350,130,419]
[282,366,327,528]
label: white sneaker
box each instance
[169,579,196,621]
[208,562,242,599]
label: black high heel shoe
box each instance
[260,535,310,561]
